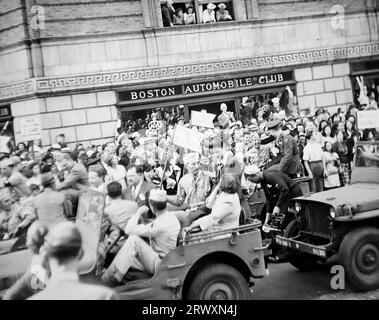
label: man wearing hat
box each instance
[244,165,302,232]
[216,3,233,21]
[102,189,181,286]
[202,3,216,23]
[167,152,213,209]
[32,172,73,228]
[265,119,301,178]
[29,222,117,300]
[0,157,30,200]
[0,188,35,242]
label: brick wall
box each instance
[36,10,379,78]
[257,0,368,19]
[33,0,143,38]
[0,0,26,48]
[11,90,119,147]
[295,62,353,114]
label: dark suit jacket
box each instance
[268,133,300,175]
[217,113,230,129]
[122,180,156,207]
[262,170,302,212]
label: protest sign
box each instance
[191,110,216,128]
[172,125,205,153]
[357,110,379,129]
[20,116,42,142]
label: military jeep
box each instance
[0,190,270,300]
[275,141,379,291]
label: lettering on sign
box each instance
[119,72,292,102]
[20,116,42,142]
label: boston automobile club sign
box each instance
[119,71,293,103]
[183,73,287,94]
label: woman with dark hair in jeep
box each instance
[185,174,240,234]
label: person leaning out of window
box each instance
[202,3,216,23]
[161,0,175,27]
[216,3,233,22]
[173,7,185,25]
[184,6,196,25]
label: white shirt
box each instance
[106,165,127,190]
[131,180,143,201]
[202,10,216,23]
[303,142,323,162]
[125,210,181,257]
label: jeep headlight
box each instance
[329,207,336,219]
[295,201,302,212]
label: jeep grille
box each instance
[299,204,332,239]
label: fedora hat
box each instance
[207,3,216,10]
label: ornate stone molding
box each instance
[1,41,378,102]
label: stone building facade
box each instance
[0,0,378,148]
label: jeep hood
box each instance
[295,183,379,212]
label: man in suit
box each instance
[123,164,156,207]
[265,120,301,178]
[217,103,235,129]
[32,172,72,228]
[55,150,89,214]
[29,222,117,300]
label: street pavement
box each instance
[250,261,379,300]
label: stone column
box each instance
[141,0,162,28]
[245,0,259,19]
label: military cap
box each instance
[266,119,281,130]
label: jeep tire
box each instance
[187,264,251,300]
[339,227,379,291]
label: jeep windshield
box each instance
[351,141,379,184]
[355,141,379,168]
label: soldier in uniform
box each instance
[244,164,303,261]
[265,119,301,178]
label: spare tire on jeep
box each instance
[186,264,251,300]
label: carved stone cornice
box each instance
[1,41,378,102]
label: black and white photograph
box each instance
[0,0,379,307]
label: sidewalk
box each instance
[318,289,379,300]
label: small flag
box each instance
[191,110,216,128]
[172,125,205,153]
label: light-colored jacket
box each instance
[197,192,240,232]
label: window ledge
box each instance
[147,8,374,35]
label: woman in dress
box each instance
[333,131,350,186]
[322,141,341,190]
[106,155,127,191]
[184,6,196,24]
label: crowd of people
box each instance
[0,76,378,299]
[161,1,233,27]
